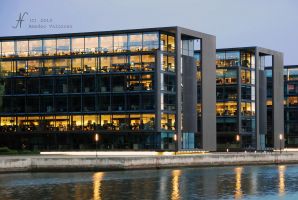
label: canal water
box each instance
[0,164,297,200]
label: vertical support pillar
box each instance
[155,51,162,133]
[175,28,182,150]
[201,35,216,151]
[273,53,284,149]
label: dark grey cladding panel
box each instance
[182,55,197,133]
[258,70,267,150]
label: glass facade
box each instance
[267,66,298,147]
[0,30,178,151]
[197,49,256,150]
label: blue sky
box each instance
[0,0,297,64]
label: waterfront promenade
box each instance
[1,152,298,172]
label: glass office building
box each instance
[0,27,217,151]
[195,47,284,151]
[266,65,298,148]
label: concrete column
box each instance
[258,70,267,150]
[182,55,197,133]
[201,36,217,151]
[175,29,182,150]
[272,53,284,149]
[155,51,162,133]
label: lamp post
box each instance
[279,134,283,154]
[95,133,99,158]
[236,134,240,152]
[173,133,177,154]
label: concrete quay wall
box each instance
[1,153,298,172]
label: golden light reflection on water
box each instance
[278,165,286,196]
[234,167,243,200]
[171,169,181,200]
[93,172,105,200]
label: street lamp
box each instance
[95,133,99,158]
[279,134,283,154]
[236,134,240,152]
[173,134,177,154]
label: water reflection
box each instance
[171,170,181,200]
[1,165,298,199]
[278,165,286,196]
[93,172,105,200]
[234,167,243,200]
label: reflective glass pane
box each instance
[29,40,42,56]
[143,32,159,51]
[1,41,15,57]
[71,37,84,54]
[43,39,56,56]
[85,36,98,53]
[114,35,127,52]
[16,40,28,57]
[100,36,113,53]
[128,33,142,52]
[57,38,70,55]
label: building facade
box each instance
[266,65,298,148]
[195,47,284,151]
[0,27,216,151]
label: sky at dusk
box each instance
[0,0,297,64]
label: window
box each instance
[100,57,111,72]
[83,115,97,130]
[27,60,42,76]
[127,94,140,110]
[216,102,237,116]
[83,95,95,112]
[241,102,255,116]
[1,41,15,57]
[225,51,240,66]
[99,75,110,92]
[217,118,237,132]
[55,96,67,112]
[72,58,82,73]
[69,76,81,93]
[161,113,175,130]
[83,57,97,73]
[44,60,54,75]
[168,35,175,52]
[142,55,155,71]
[111,75,125,92]
[288,97,298,106]
[17,60,27,76]
[83,75,95,92]
[288,69,298,81]
[143,32,159,51]
[114,35,127,52]
[70,96,81,112]
[29,40,42,56]
[71,37,85,54]
[55,77,68,93]
[0,61,14,76]
[130,55,142,71]
[55,59,71,75]
[128,33,142,51]
[85,36,98,53]
[216,52,225,67]
[100,36,113,53]
[216,69,237,84]
[43,39,56,56]
[111,56,127,72]
[241,69,251,84]
[57,38,70,55]
[71,115,82,130]
[141,114,155,130]
[160,34,167,51]
[241,52,252,67]
[16,40,28,57]
[111,94,125,111]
